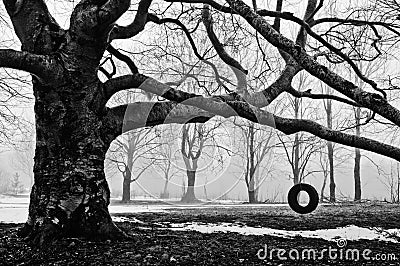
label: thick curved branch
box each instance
[225,0,400,126]
[110,0,153,40]
[98,0,131,26]
[102,99,400,163]
[107,45,139,74]
[102,68,291,108]
[295,0,318,48]
[101,72,400,162]
[202,4,248,94]
[0,49,60,82]
[69,0,130,46]
[202,5,247,74]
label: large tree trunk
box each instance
[3,0,132,245]
[181,170,197,203]
[19,82,126,245]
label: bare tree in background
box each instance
[378,162,400,203]
[278,74,323,185]
[107,127,159,202]
[180,120,227,203]
[323,87,336,202]
[12,127,35,187]
[0,170,10,193]
[151,125,181,199]
[10,172,23,194]
[233,118,275,203]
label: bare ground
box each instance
[0,203,399,265]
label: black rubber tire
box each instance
[288,183,319,214]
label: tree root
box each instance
[17,219,132,248]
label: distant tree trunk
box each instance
[121,173,131,203]
[397,163,400,203]
[247,124,258,203]
[324,96,335,202]
[293,133,300,185]
[181,170,197,202]
[203,176,208,200]
[320,172,327,203]
[248,190,257,203]
[328,141,336,202]
[354,147,362,201]
[248,172,257,203]
[354,107,362,201]
[121,152,133,202]
[161,174,169,199]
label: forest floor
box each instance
[0,203,400,265]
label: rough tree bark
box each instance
[2,0,131,244]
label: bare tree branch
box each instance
[0,49,61,83]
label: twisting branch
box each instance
[271,0,290,62]
[107,45,139,74]
[99,56,117,79]
[146,14,204,60]
[202,4,248,94]
[0,49,61,83]
[201,5,247,74]
[110,0,153,40]
[286,86,361,107]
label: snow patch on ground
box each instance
[165,222,400,243]
[111,216,146,224]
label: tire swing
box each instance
[287,183,319,214]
